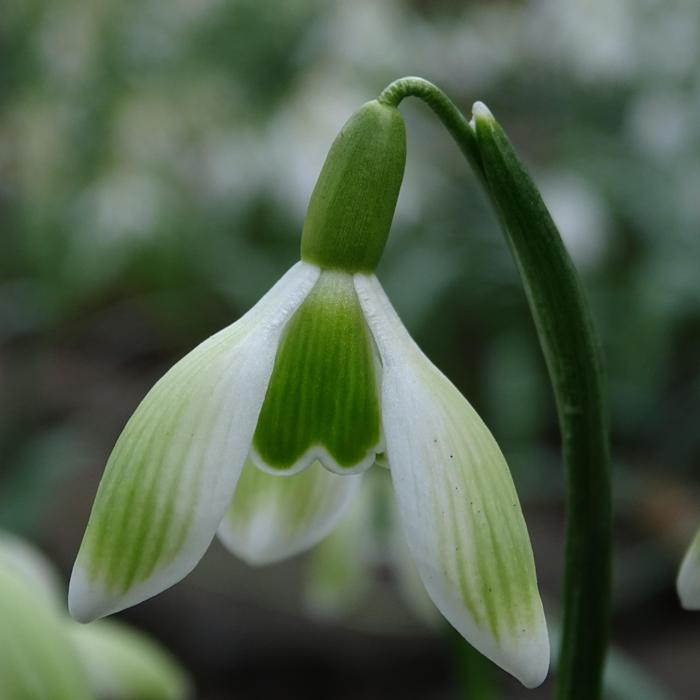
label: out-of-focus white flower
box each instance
[0,533,191,700]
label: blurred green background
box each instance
[1,0,699,698]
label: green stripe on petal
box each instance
[252,270,382,474]
[69,262,319,622]
[0,567,92,700]
[217,459,360,565]
[678,528,700,609]
[355,273,549,689]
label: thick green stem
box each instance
[380,77,612,699]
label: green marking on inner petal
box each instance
[252,271,381,472]
[227,459,333,535]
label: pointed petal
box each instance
[678,530,700,609]
[251,270,383,475]
[217,459,360,565]
[69,262,320,622]
[355,274,549,688]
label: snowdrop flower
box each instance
[70,99,549,687]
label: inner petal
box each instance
[251,270,382,474]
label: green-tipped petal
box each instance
[0,566,92,700]
[217,459,361,565]
[252,270,382,474]
[355,274,549,688]
[678,529,700,609]
[69,620,191,700]
[69,262,319,622]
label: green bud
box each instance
[301,99,406,273]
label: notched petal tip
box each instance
[252,271,383,476]
[250,444,380,478]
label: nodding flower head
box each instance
[69,98,549,689]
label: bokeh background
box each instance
[2,0,700,698]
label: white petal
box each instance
[678,530,700,609]
[355,273,549,688]
[69,262,320,622]
[217,459,360,565]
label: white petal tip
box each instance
[68,568,109,624]
[517,651,550,689]
[678,591,700,610]
[677,558,700,610]
[68,565,139,623]
[216,533,287,567]
[67,564,141,624]
[446,602,550,688]
[493,623,550,688]
[472,101,494,121]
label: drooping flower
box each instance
[69,98,549,687]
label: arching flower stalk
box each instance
[69,91,555,688]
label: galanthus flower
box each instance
[70,98,549,687]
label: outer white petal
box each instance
[69,262,320,622]
[355,273,549,688]
[217,459,361,565]
[678,529,700,609]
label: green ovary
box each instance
[252,271,381,472]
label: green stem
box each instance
[378,77,485,181]
[380,76,612,700]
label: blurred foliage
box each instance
[0,533,191,699]
[1,0,700,697]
